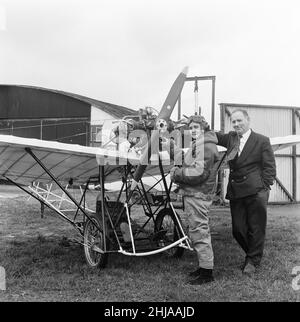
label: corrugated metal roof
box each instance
[219,102,300,110]
[0,84,137,119]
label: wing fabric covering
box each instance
[270,135,300,152]
[0,135,139,186]
[0,134,299,186]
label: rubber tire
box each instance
[83,214,109,268]
[155,208,184,258]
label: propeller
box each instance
[131,66,189,190]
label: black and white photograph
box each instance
[0,0,299,306]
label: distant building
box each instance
[0,85,137,146]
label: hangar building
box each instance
[1,85,299,204]
[0,85,137,147]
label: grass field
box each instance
[0,189,299,302]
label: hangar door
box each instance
[0,118,90,146]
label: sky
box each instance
[1,0,300,129]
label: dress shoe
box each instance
[243,262,256,275]
[188,268,202,278]
[188,268,214,285]
[189,275,214,285]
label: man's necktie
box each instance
[238,134,243,156]
[225,134,242,162]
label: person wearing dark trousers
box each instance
[216,109,276,275]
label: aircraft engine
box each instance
[110,107,176,151]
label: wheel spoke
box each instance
[83,216,108,268]
[155,209,184,258]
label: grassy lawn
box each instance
[0,192,299,302]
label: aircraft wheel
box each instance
[155,208,184,258]
[83,214,109,268]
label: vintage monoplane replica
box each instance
[0,67,300,268]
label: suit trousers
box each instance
[229,189,270,266]
[184,196,214,269]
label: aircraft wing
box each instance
[216,135,300,154]
[269,135,300,152]
[1,133,299,187]
[0,134,140,186]
[217,146,227,153]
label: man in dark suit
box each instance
[216,109,276,274]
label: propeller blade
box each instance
[131,66,188,190]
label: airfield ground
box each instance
[0,185,299,302]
